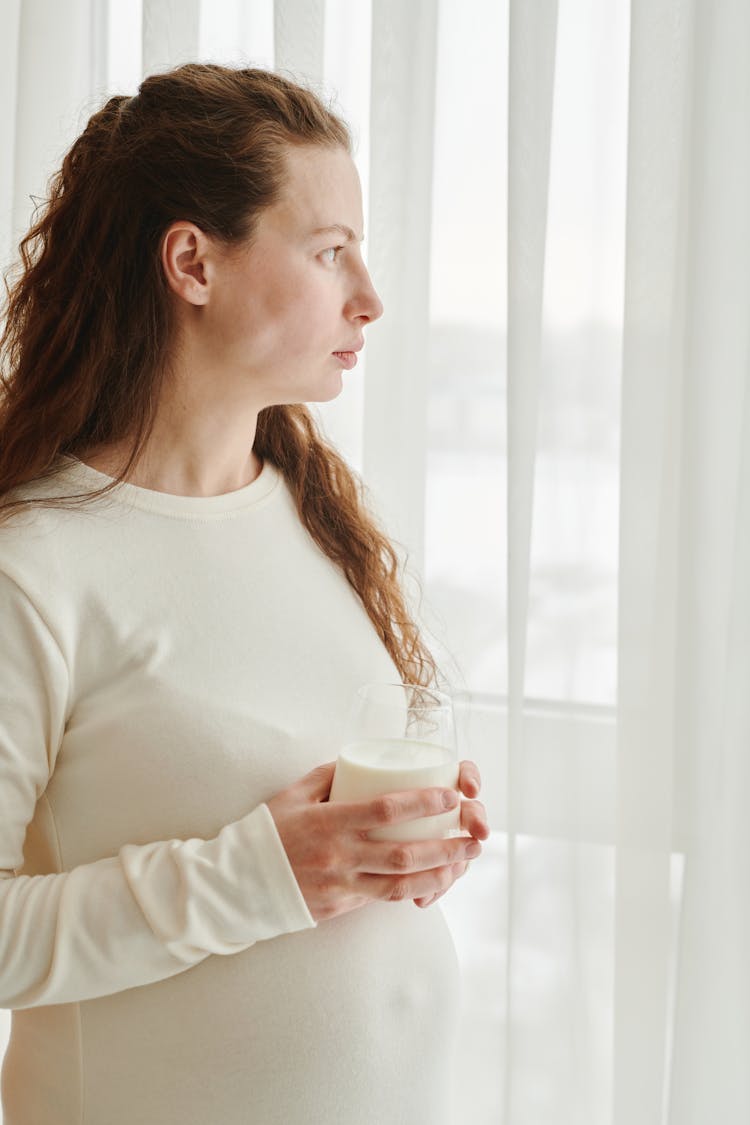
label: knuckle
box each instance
[309,764,333,785]
[373,795,399,824]
[314,843,338,870]
[388,878,410,902]
[389,846,413,870]
[314,873,338,897]
[315,901,338,922]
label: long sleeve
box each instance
[0,458,459,1125]
[0,570,315,1011]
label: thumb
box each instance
[302,761,337,801]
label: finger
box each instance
[356,836,482,876]
[304,761,338,800]
[460,797,490,840]
[414,859,472,906]
[357,860,459,904]
[458,760,482,798]
[336,786,459,833]
[413,893,440,909]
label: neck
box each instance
[77,408,264,498]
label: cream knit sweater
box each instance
[0,456,459,1125]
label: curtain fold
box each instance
[663,0,750,1117]
[615,0,691,1118]
[7,0,93,263]
[506,1,559,1118]
[274,0,324,80]
[142,0,200,77]
[363,0,438,572]
[0,0,20,271]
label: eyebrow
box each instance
[309,223,364,243]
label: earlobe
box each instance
[161,222,211,306]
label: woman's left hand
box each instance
[413,759,490,909]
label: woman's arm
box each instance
[0,571,315,1010]
[0,569,488,1010]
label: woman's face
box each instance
[193,144,383,408]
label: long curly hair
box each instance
[0,62,438,688]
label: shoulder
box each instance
[1,456,96,514]
[0,458,121,595]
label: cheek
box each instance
[267,285,331,351]
[222,260,334,362]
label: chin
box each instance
[306,373,345,403]
[266,367,344,408]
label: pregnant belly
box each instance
[78,901,461,1125]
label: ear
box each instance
[160,221,214,306]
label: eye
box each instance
[321,245,345,264]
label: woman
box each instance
[0,63,489,1124]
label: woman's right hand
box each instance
[266,762,483,923]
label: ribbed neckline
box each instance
[58,455,281,520]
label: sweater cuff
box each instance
[245,802,317,934]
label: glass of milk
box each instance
[329,682,461,841]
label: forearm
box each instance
[0,803,314,1010]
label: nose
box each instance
[347,262,384,325]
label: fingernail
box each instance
[442,790,459,809]
[466,842,481,858]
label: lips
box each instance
[332,351,358,370]
[332,339,364,370]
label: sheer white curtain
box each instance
[509,3,749,1125]
[619,2,750,1120]
[1,2,748,1123]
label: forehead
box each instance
[265,145,364,238]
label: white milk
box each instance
[329,738,460,841]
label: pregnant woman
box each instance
[0,63,489,1124]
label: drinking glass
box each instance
[329,682,461,841]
